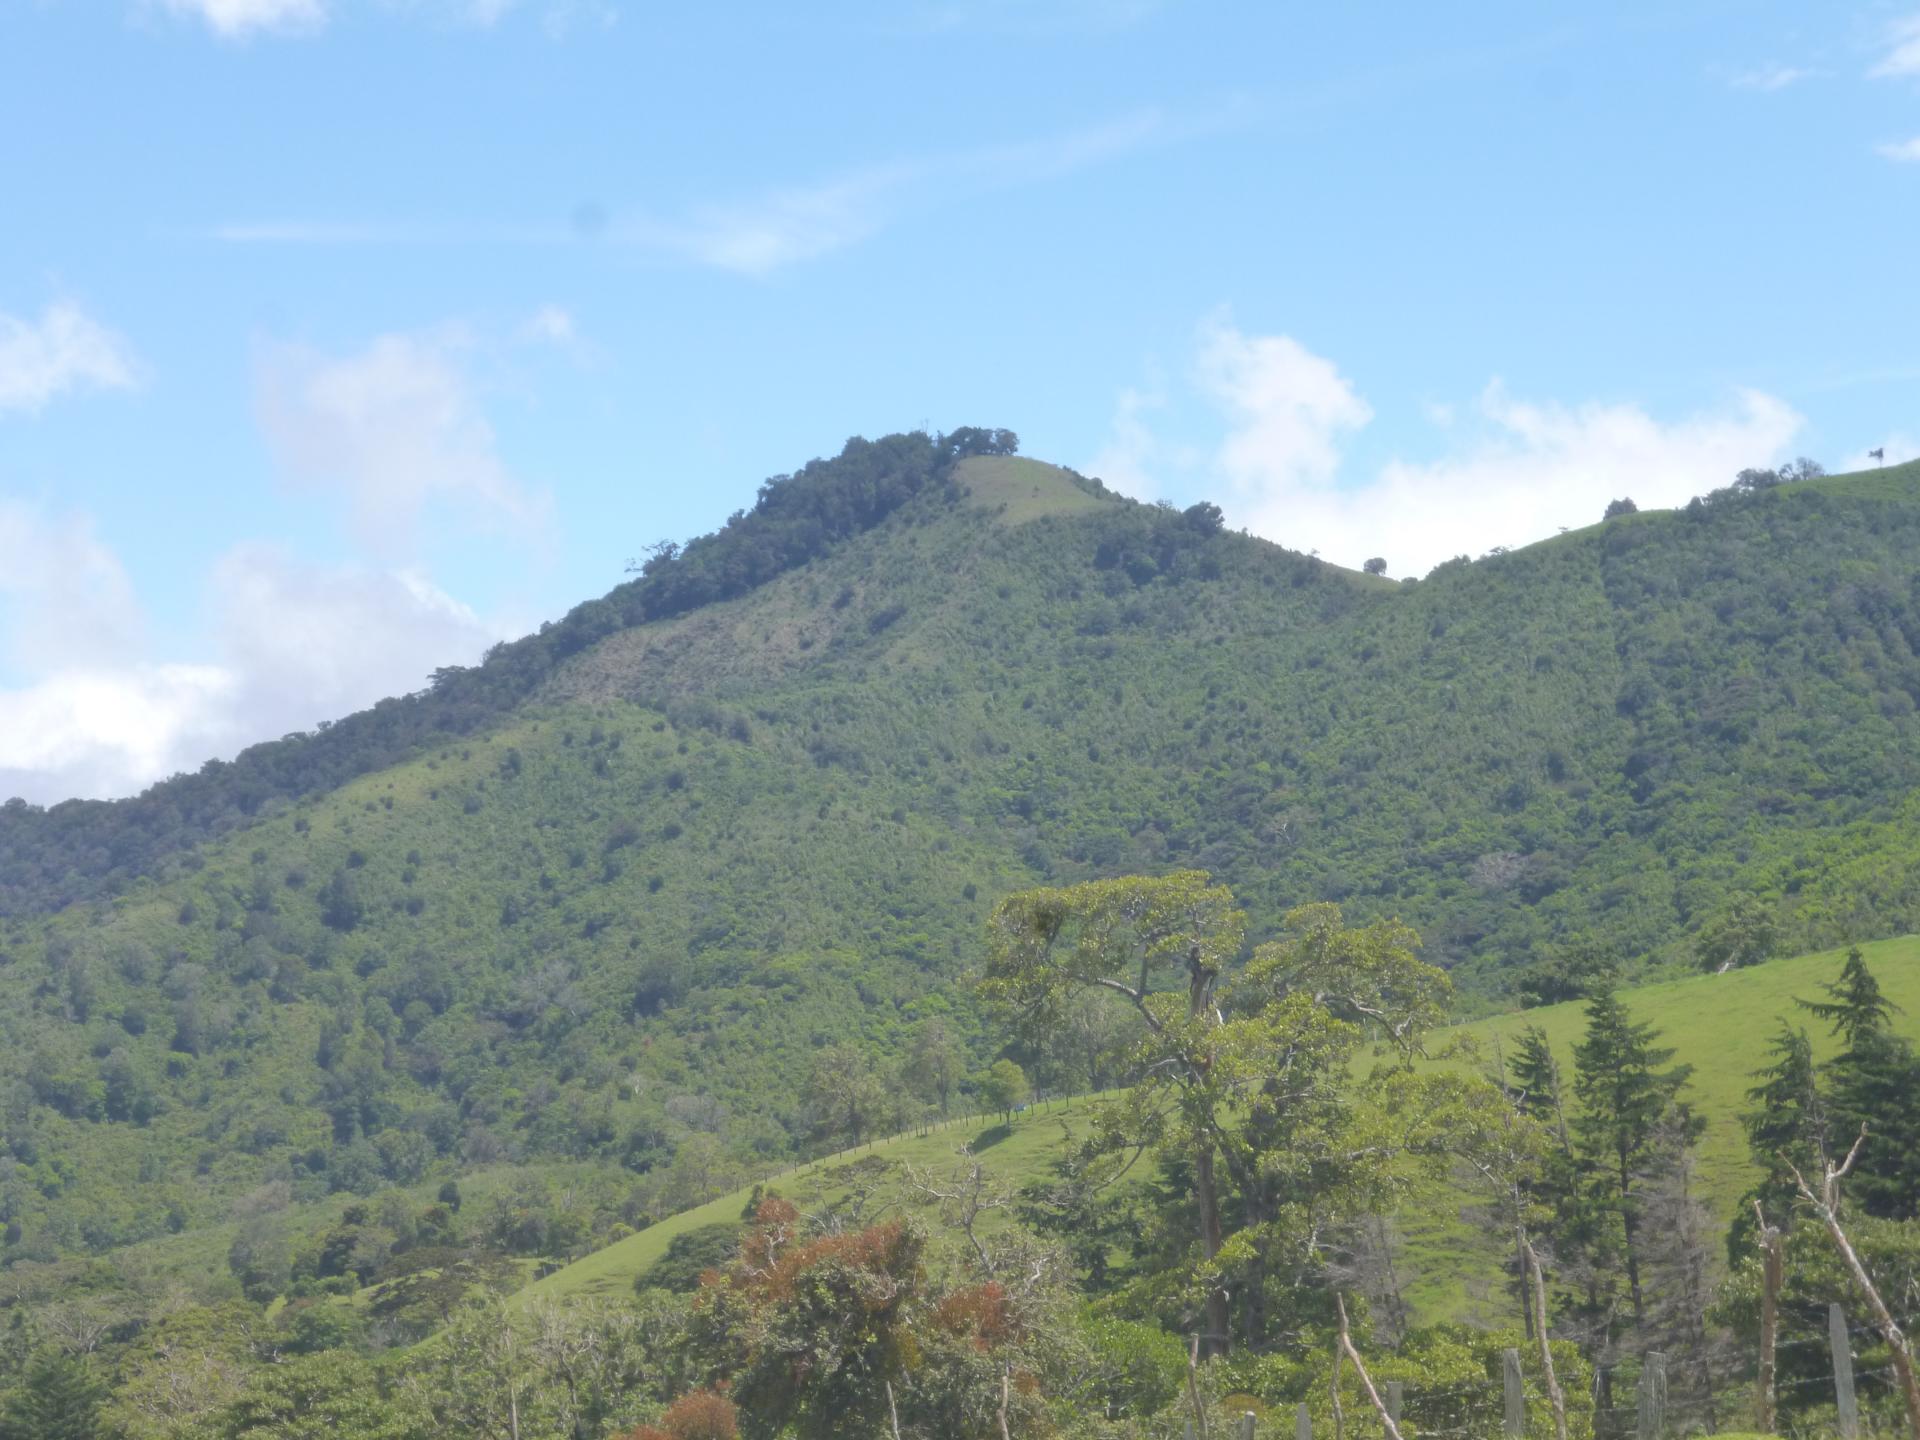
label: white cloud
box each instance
[524,305,577,345]
[0,502,145,671]
[158,0,328,37]
[0,665,240,806]
[1335,384,1801,575]
[0,304,139,413]
[1871,13,1920,78]
[1085,386,1168,500]
[211,544,498,736]
[1877,136,1920,163]
[1093,321,1804,576]
[1728,63,1809,91]
[1194,317,1372,499]
[0,525,502,804]
[256,329,553,554]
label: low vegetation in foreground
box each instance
[5,875,1920,1440]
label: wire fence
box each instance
[1206,1304,1920,1440]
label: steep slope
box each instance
[5,439,1920,1267]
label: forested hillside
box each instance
[6,441,1920,1262]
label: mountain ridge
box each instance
[5,436,1920,1264]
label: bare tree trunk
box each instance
[887,1380,903,1440]
[1792,1132,1920,1440]
[1525,1237,1570,1440]
[1754,1203,1782,1435]
[1331,1343,1346,1440]
[1335,1295,1406,1440]
[998,1363,1014,1440]
[1194,1145,1231,1357]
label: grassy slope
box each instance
[1404,933,1920,1322]
[522,938,1920,1318]
[525,1094,1105,1302]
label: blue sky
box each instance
[3,0,1917,803]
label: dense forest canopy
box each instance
[0,427,1017,917]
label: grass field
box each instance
[521,936,1920,1319]
[523,1093,1113,1303]
[955,455,1108,525]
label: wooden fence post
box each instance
[1297,1401,1313,1440]
[1832,1302,1861,1440]
[1385,1381,1404,1430]
[1504,1348,1526,1439]
[1637,1353,1667,1440]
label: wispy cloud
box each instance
[1871,13,1920,78]
[1877,136,1920,163]
[255,327,554,556]
[0,303,140,414]
[901,0,1158,37]
[156,0,328,38]
[1727,62,1810,91]
[152,0,615,39]
[207,105,1230,275]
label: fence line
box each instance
[1239,1302,1899,1440]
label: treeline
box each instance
[0,427,1014,917]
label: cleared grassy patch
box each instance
[524,1095,1109,1302]
[955,455,1109,525]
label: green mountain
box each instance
[6,433,1920,1264]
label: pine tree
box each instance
[0,1352,106,1440]
[1509,1025,1572,1150]
[1826,1029,1920,1220]
[1731,1023,1827,1258]
[1800,950,1920,1219]
[1571,989,1697,1329]
[1798,947,1900,1048]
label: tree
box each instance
[904,1021,963,1116]
[1603,497,1638,519]
[1182,501,1225,534]
[1732,1023,1827,1259]
[984,872,1245,1354]
[1801,951,1920,1219]
[1693,893,1777,972]
[1570,989,1697,1328]
[1363,557,1388,576]
[802,1045,891,1148]
[1799,947,1900,1047]
[0,1352,106,1440]
[985,876,1510,1355]
[1825,1030,1920,1220]
[976,1059,1029,1123]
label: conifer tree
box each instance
[1801,951,1920,1220]
[1826,1031,1920,1220]
[1571,990,1697,1329]
[1509,1025,1571,1150]
[0,1351,107,1440]
[1798,947,1900,1047]
[1732,1023,1827,1258]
